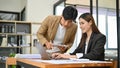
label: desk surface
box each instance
[17,59,113,68]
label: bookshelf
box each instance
[0,20,41,56]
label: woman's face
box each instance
[79,18,92,33]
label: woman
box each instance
[52,13,106,60]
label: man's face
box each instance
[61,17,72,28]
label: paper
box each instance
[32,59,90,64]
[69,58,89,61]
[31,59,112,64]
[15,54,41,58]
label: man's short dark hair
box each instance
[62,6,78,21]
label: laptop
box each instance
[35,42,70,60]
[35,42,52,60]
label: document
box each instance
[31,58,112,64]
[15,54,41,59]
[31,59,90,64]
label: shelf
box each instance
[0,20,41,54]
[0,46,30,48]
[0,33,31,35]
[0,20,32,55]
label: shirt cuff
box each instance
[76,53,83,59]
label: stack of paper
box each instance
[32,58,90,64]
[15,54,41,59]
[32,59,111,64]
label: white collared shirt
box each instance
[85,42,88,54]
[53,23,66,44]
[46,23,66,53]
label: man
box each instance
[37,6,78,53]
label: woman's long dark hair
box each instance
[79,13,100,48]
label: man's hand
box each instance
[45,41,53,49]
[57,45,67,52]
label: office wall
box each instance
[26,0,58,22]
[0,0,58,22]
[0,0,25,12]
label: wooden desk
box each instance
[17,59,113,68]
[6,57,16,68]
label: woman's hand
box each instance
[51,53,61,59]
[52,53,71,59]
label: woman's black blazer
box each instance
[70,32,106,61]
